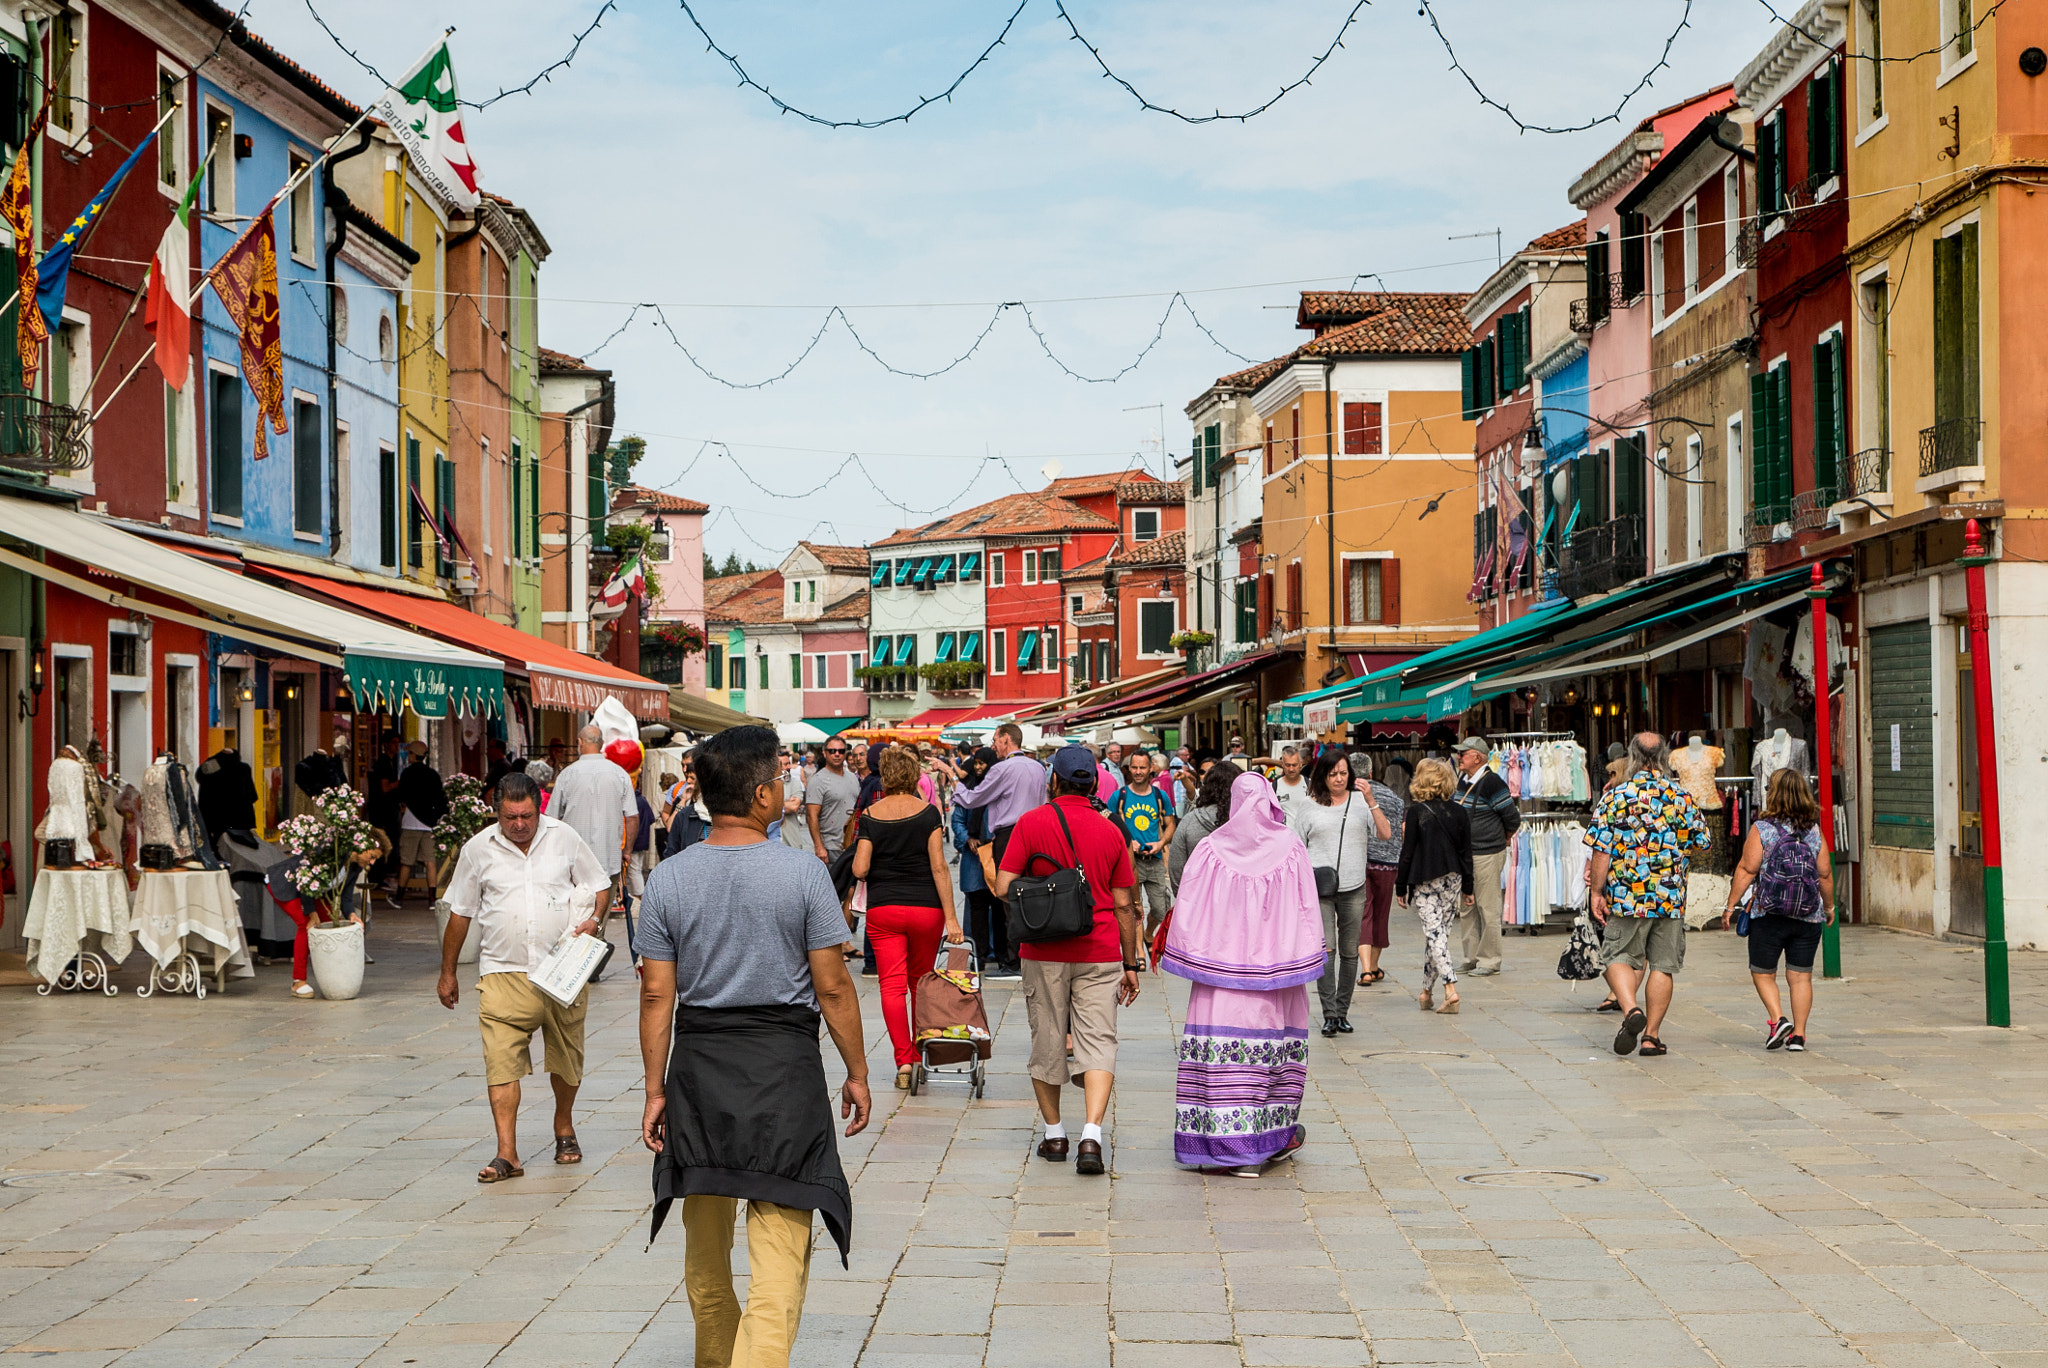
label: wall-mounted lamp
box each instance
[238,680,254,704]
[19,647,43,720]
[282,680,299,702]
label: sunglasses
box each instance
[824,747,847,755]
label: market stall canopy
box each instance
[0,496,502,718]
[776,720,833,745]
[264,571,668,720]
[670,686,767,736]
[1060,650,1280,729]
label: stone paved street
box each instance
[4,914,2048,1367]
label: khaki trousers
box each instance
[1458,849,1506,972]
[683,1195,815,1368]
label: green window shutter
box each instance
[1774,362,1795,518]
[435,456,454,577]
[1748,371,1769,522]
[528,457,540,559]
[1460,348,1476,419]
[510,446,523,559]
[1812,339,1837,497]
[588,464,607,541]
[1480,337,1496,408]
[1959,223,1980,423]
[1806,71,1824,185]
[1831,331,1848,484]
[1518,304,1532,387]
[1204,424,1220,487]
[1189,435,1203,493]
[406,438,422,568]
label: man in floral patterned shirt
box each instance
[1585,733,1710,1059]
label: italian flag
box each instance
[373,42,480,213]
[145,163,206,391]
[595,552,645,618]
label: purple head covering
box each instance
[1160,773,1325,991]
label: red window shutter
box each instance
[1363,402,1382,454]
[1382,558,1401,625]
[1343,402,1365,455]
[1259,572,1274,635]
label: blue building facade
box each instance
[330,202,410,574]
[195,71,352,553]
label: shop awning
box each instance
[1062,649,1281,728]
[266,571,669,720]
[907,703,996,727]
[670,685,767,735]
[0,497,503,718]
[801,716,864,737]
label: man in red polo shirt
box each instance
[995,745,1139,1177]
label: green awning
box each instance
[870,563,888,586]
[910,557,934,584]
[345,652,501,720]
[931,555,955,583]
[961,630,982,662]
[959,552,981,578]
[871,640,891,666]
[935,632,956,662]
[893,559,914,585]
[1017,629,1039,668]
[893,635,916,666]
[802,716,864,737]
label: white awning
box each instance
[0,496,504,718]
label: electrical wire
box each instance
[301,0,622,108]
[1754,0,2004,66]
[1416,0,1695,136]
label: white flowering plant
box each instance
[433,774,494,864]
[276,786,383,912]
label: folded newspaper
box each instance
[530,928,613,1006]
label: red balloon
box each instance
[604,738,644,774]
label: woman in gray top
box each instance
[1167,761,1242,891]
[1349,752,1405,991]
[1289,752,1391,1037]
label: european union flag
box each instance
[36,128,158,341]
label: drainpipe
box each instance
[323,126,373,559]
[1322,362,1339,691]
[1958,521,2010,1025]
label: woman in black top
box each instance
[853,745,965,1088]
[1393,758,1475,1015]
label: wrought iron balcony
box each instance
[1735,222,1762,268]
[1790,485,1840,532]
[1847,446,1890,497]
[1746,503,1789,548]
[1568,297,1593,334]
[1557,514,1645,599]
[0,392,88,472]
[1919,418,1982,477]
[639,644,689,685]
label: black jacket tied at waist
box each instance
[649,1003,852,1266]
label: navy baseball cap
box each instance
[1050,745,1097,784]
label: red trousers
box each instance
[273,892,312,980]
[867,903,943,1067]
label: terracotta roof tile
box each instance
[1110,528,1186,568]
[612,483,709,515]
[1526,219,1588,253]
[816,589,870,621]
[176,1,361,121]
[1292,292,1473,353]
[1045,467,1154,498]
[704,570,776,613]
[706,581,788,626]
[870,490,1113,548]
[1116,478,1185,505]
[1209,352,1293,392]
[799,542,871,572]
[539,346,597,372]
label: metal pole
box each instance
[1959,518,2010,1026]
[1808,563,1842,979]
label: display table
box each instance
[22,867,133,995]
[130,869,252,998]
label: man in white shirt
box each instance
[1273,746,1310,815]
[440,773,612,1184]
[547,723,639,913]
[778,746,808,849]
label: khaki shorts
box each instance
[1020,959,1121,1086]
[1600,915,1686,977]
[398,828,435,873]
[478,972,589,1086]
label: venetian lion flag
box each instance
[144,158,210,391]
[208,215,287,458]
[0,102,51,391]
[372,41,480,212]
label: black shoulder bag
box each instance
[1006,802,1097,944]
[1312,799,1350,899]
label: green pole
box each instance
[1959,520,2009,1027]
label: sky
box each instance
[237,0,1791,566]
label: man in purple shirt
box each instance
[948,723,1047,868]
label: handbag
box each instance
[1005,802,1097,944]
[1556,915,1603,981]
[1312,799,1350,899]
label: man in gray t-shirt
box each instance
[549,725,638,878]
[639,840,849,1009]
[805,740,860,861]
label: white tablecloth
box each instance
[131,870,253,980]
[22,868,133,987]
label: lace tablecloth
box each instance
[22,868,133,987]
[131,870,253,980]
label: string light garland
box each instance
[1753,0,2004,65]
[301,0,622,108]
[1416,0,1696,136]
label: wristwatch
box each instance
[1123,962,1142,972]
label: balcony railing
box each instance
[1746,503,1789,548]
[0,392,88,472]
[1735,222,1762,268]
[1568,297,1592,334]
[639,644,690,685]
[1848,446,1890,497]
[1919,418,1982,477]
[1557,514,1645,599]
[1790,485,1840,532]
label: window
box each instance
[1042,548,1061,577]
[1096,640,1113,682]
[812,653,827,689]
[164,382,183,503]
[1684,436,1705,563]
[989,551,1005,587]
[1806,60,1842,183]
[292,397,321,535]
[209,368,241,520]
[1584,229,1611,331]
[1138,600,1177,655]
[1860,273,1891,487]
[1345,560,1379,624]
[432,229,446,354]
[157,69,181,188]
[1933,221,1980,441]
[1618,211,1647,301]
[1748,360,1793,528]
[1235,579,1257,641]
[1284,561,1303,630]
[790,654,802,689]
[704,643,723,689]
[1071,594,1083,615]
[480,438,491,556]
[1857,0,1884,124]
[1722,164,1742,277]
[288,153,315,263]
[727,656,745,690]
[1682,201,1699,302]
[108,629,139,680]
[406,435,422,568]
[1264,420,1275,473]
[1952,0,1974,61]
[378,444,398,567]
[1342,401,1383,455]
[49,8,81,136]
[1022,550,1038,584]
[434,452,456,578]
[1132,509,1159,542]
[518,442,536,561]
[49,315,86,415]
[1043,627,1060,674]
[204,107,233,214]
[1725,415,1746,554]
[509,439,523,560]
[1757,112,1788,225]
[990,630,1007,675]
[1812,330,1847,500]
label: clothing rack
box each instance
[1488,731,1575,740]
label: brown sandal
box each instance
[554,1134,582,1165]
[477,1156,523,1183]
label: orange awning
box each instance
[265,570,670,720]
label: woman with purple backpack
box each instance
[1721,768,1835,1051]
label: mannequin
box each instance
[1751,727,1809,805]
[41,747,92,851]
[1670,733,1724,810]
[140,754,177,850]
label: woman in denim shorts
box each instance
[1723,769,1834,1051]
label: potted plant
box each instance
[917,660,985,693]
[276,788,384,999]
[1169,629,1215,657]
[430,775,495,964]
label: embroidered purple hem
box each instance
[1175,1125,1301,1168]
[1159,946,1326,992]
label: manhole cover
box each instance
[1457,1169,1606,1189]
[2,1171,150,1190]
[313,1054,418,1063]
[1363,1051,1469,1059]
